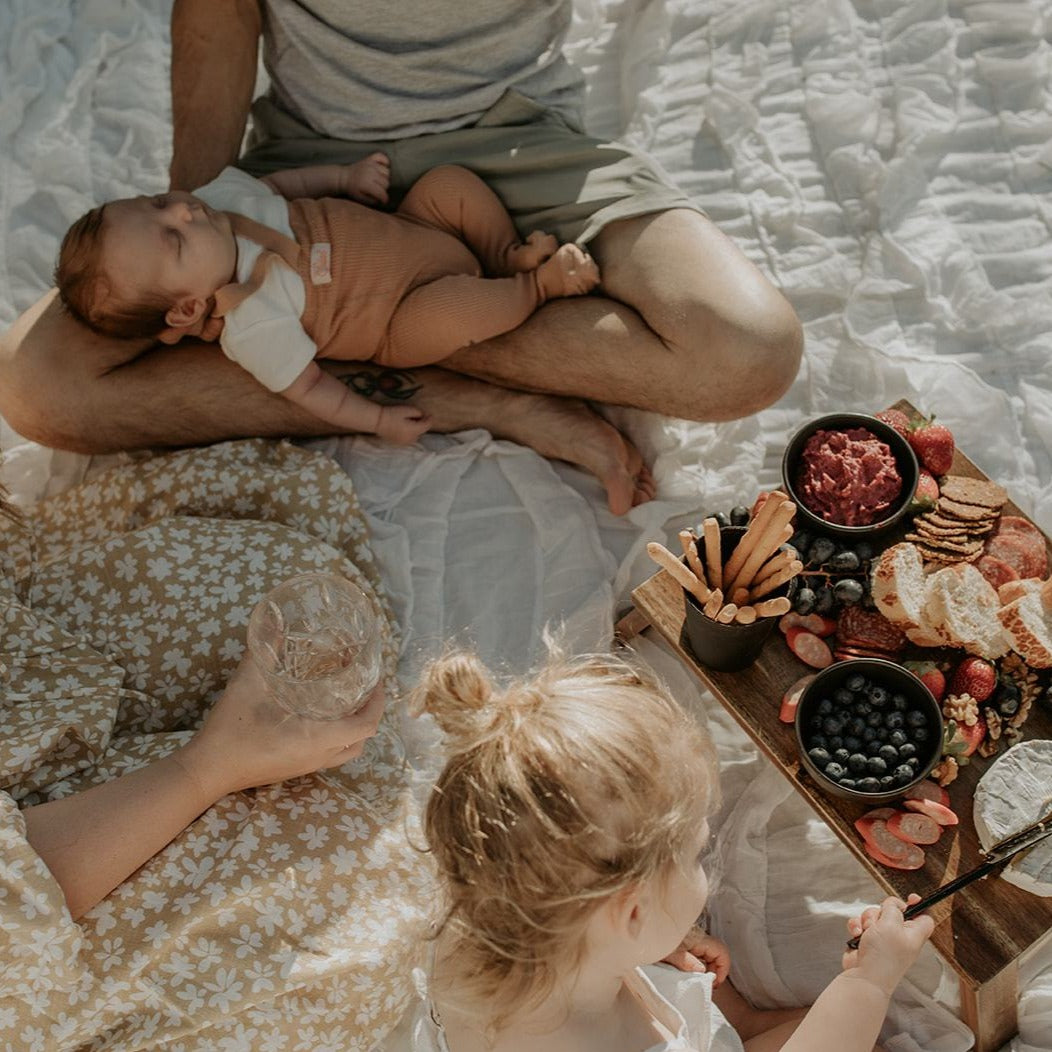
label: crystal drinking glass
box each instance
[247,572,383,720]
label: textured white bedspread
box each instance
[3,1,1052,1049]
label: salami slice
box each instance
[904,780,951,808]
[904,798,959,826]
[785,628,833,669]
[854,808,898,842]
[887,810,942,845]
[860,818,911,860]
[779,674,815,723]
[987,517,1048,578]
[864,838,926,870]
[976,554,1019,591]
[984,533,1040,579]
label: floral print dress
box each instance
[0,439,434,1050]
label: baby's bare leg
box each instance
[397,165,557,276]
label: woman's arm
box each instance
[170,0,262,191]
[22,660,385,919]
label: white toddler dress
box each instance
[401,963,745,1052]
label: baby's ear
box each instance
[164,296,208,331]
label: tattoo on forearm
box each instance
[339,366,422,403]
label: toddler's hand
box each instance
[661,925,731,986]
[375,404,431,445]
[342,151,390,206]
[842,895,934,996]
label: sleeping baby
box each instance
[55,155,599,443]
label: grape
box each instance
[815,586,836,615]
[829,550,862,572]
[834,578,864,604]
[808,537,836,566]
[854,541,875,561]
[711,511,730,528]
[793,588,816,615]
[791,530,813,553]
[730,505,750,526]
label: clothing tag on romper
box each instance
[310,243,333,285]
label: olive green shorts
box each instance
[239,89,702,245]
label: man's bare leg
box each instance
[444,209,804,422]
[0,290,652,514]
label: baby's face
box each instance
[102,191,237,309]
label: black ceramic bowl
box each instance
[781,412,918,540]
[794,658,943,804]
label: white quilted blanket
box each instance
[3,1,1052,1049]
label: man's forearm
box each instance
[169,0,262,191]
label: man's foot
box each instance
[502,231,559,274]
[537,244,601,298]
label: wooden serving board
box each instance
[631,400,1052,991]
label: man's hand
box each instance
[661,925,731,986]
[341,152,391,206]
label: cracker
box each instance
[905,532,983,555]
[936,497,1001,522]
[938,476,1007,509]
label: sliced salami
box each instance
[976,553,1019,591]
[983,533,1041,579]
[904,797,959,826]
[861,818,912,860]
[779,673,816,723]
[987,516,1048,578]
[854,808,898,842]
[864,838,926,870]
[887,810,942,845]
[785,628,833,669]
[904,780,951,808]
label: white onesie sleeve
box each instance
[195,168,318,393]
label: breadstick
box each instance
[678,529,707,585]
[754,596,791,618]
[646,542,710,603]
[734,605,758,625]
[702,517,723,590]
[725,501,797,597]
[748,559,803,601]
[715,603,738,624]
[721,494,787,587]
[702,588,723,618]
[731,586,750,606]
[749,548,793,591]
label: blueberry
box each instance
[999,696,1020,717]
[809,734,828,749]
[889,729,908,747]
[830,550,862,573]
[817,698,834,716]
[857,777,881,793]
[840,778,858,790]
[866,738,883,756]
[892,764,915,782]
[878,744,899,764]
[808,538,837,566]
[906,709,927,728]
[832,687,853,705]
[866,710,883,728]
[866,686,889,706]
[913,726,930,743]
[867,756,888,776]
[848,752,868,773]
[808,747,831,767]
[793,588,816,615]
[861,726,879,743]
[905,755,920,769]
[828,736,844,751]
[892,693,908,712]
[823,716,845,736]
[825,762,847,780]
[844,674,865,692]
[899,743,917,759]
[833,748,851,764]
[886,712,905,730]
[843,736,862,752]
[879,775,896,789]
[848,717,867,736]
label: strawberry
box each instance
[942,717,985,758]
[949,656,997,703]
[908,419,955,476]
[909,469,939,513]
[902,659,947,703]
[875,408,911,439]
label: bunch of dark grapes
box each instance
[789,529,875,616]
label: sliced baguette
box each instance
[999,583,1052,668]
[923,563,1009,659]
[870,542,928,629]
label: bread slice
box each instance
[922,563,1009,659]
[870,542,928,629]
[999,582,1052,668]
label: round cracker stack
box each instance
[905,475,1007,565]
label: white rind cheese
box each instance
[973,740,1052,897]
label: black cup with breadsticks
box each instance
[647,492,803,671]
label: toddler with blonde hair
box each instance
[407,649,934,1052]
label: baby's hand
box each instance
[375,404,431,445]
[342,152,390,206]
[661,925,731,986]
[842,895,934,996]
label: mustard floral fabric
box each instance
[0,440,433,1050]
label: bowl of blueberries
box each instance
[794,658,943,803]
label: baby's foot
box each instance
[503,230,559,273]
[536,244,600,299]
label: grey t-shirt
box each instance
[260,0,586,141]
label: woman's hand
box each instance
[176,656,387,799]
[842,894,934,996]
[661,925,731,985]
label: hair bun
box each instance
[410,651,496,742]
